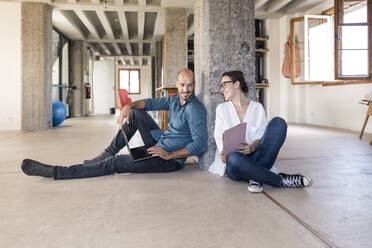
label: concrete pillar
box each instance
[155,40,162,90]
[21,3,52,131]
[194,0,256,169]
[70,40,90,117]
[163,8,187,86]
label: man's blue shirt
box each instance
[144,93,207,165]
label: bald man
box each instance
[22,69,208,180]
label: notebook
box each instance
[121,128,155,162]
[223,122,247,155]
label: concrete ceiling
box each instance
[16,0,325,66]
[51,0,196,66]
[255,0,326,19]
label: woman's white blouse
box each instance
[208,101,269,177]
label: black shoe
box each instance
[83,151,113,164]
[21,159,54,178]
[248,180,263,193]
[279,173,312,188]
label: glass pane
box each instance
[307,19,333,80]
[52,30,60,89]
[61,43,69,86]
[343,2,367,24]
[52,57,60,86]
[120,70,129,90]
[340,50,368,76]
[130,70,140,93]
[341,26,368,49]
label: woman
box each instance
[209,70,312,193]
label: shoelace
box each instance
[249,180,262,187]
[281,175,303,188]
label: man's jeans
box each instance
[225,117,287,187]
[54,110,183,180]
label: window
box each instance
[304,15,333,81]
[119,69,140,94]
[289,0,372,85]
[335,0,372,80]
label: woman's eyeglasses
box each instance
[220,81,235,90]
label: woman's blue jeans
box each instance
[225,117,287,187]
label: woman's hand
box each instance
[219,150,227,163]
[237,140,260,155]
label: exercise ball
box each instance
[52,100,66,127]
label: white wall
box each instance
[116,65,153,103]
[264,1,372,133]
[92,60,115,114]
[0,2,21,130]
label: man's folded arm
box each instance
[144,97,171,111]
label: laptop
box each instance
[121,128,156,162]
[223,122,247,155]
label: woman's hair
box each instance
[221,70,249,93]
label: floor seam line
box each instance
[262,191,340,248]
[0,172,22,175]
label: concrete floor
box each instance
[0,116,371,248]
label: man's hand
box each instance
[147,146,171,160]
[219,150,227,163]
[117,104,132,128]
[237,140,259,155]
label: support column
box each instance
[194,0,256,169]
[155,40,162,90]
[163,8,187,86]
[70,40,90,117]
[21,3,52,131]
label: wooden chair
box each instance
[359,101,372,145]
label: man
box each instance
[22,69,207,180]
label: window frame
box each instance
[118,68,141,94]
[334,0,372,80]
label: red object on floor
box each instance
[118,89,132,111]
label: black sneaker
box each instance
[279,173,312,188]
[21,159,54,178]
[248,180,263,193]
[83,151,113,164]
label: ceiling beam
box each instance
[59,10,87,39]
[53,10,85,40]
[118,11,129,40]
[101,55,151,59]
[96,10,121,55]
[85,38,152,43]
[266,0,294,13]
[112,43,122,56]
[99,43,111,55]
[255,0,270,10]
[97,10,114,40]
[75,10,100,39]
[118,11,134,65]
[138,11,145,58]
[53,2,161,12]
[284,0,324,15]
[120,57,127,66]
[150,10,162,56]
